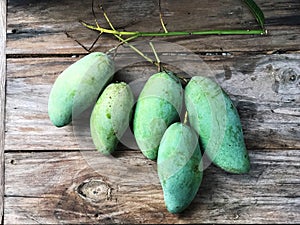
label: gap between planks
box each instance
[0,0,6,222]
[5,49,300,59]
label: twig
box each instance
[158,0,168,33]
[81,21,266,38]
[149,42,162,72]
[99,6,158,66]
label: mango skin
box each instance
[90,82,134,155]
[48,52,114,127]
[133,71,183,160]
[185,76,250,174]
[157,123,203,214]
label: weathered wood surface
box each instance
[0,0,6,222]
[4,0,300,224]
[6,0,300,54]
[5,54,300,151]
[4,150,300,224]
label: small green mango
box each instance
[185,76,250,174]
[90,82,134,155]
[48,52,114,127]
[133,71,183,160]
[157,122,203,214]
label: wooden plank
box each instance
[6,0,300,55]
[0,0,6,222]
[4,150,300,224]
[4,0,300,224]
[5,54,300,151]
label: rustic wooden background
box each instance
[1,0,300,224]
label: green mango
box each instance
[185,76,250,174]
[157,122,203,214]
[90,82,134,155]
[133,71,183,160]
[48,52,114,127]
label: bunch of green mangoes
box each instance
[48,52,250,214]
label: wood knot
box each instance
[272,66,300,95]
[76,178,113,203]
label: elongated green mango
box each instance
[133,71,183,160]
[90,82,134,155]
[48,52,114,127]
[157,122,203,214]
[185,76,250,174]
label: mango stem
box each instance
[183,111,189,124]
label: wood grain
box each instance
[6,0,300,55]
[4,150,300,224]
[4,0,300,223]
[0,0,6,221]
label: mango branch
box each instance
[100,8,188,83]
[98,7,159,67]
[80,0,266,49]
[81,21,266,40]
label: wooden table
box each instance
[1,0,300,223]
